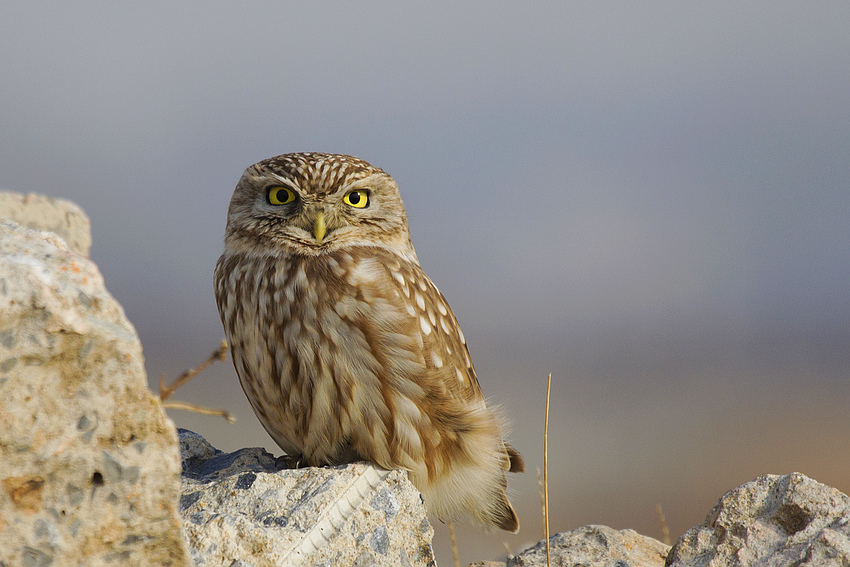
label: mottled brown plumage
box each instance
[214,152,523,531]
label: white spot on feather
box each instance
[440,318,452,334]
[431,352,443,368]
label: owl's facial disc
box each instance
[224,159,414,258]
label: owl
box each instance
[214,152,523,532]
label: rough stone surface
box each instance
[666,472,850,567]
[0,219,189,566]
[471,524,669,567]
[0,191,92,256]
[179,429,437,567]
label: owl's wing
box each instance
[375,249,485,404]
[358,248,525,493]
[372,248,526,474]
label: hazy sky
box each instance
[2,3,849,564]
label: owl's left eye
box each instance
[343,190,370,209]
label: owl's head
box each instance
[223,153,415,258]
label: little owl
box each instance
[214,153,523,532]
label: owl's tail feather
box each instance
[505,444,525,473]
[493,495,520,533]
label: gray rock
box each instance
[0,191,92,256]
[0,220,189,566]
[666,472,850,567]
[178,429,437,567]
[471,525,669,567]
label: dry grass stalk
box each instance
[655,503,671,546]
[544,373,551,567]
[448,521,460,567]
[537,467,546,539]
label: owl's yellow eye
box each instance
[343,190,370,209]
[268,186,296,205]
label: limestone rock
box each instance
[0,220,189,566]
[0,191,92,256]
[471,525,669,567]
[666,472,850,567]
[179,429,437,567]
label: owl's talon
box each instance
[275,454,305,470]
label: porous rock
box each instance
[470,524,669,567]
[666,472,850,567]
[0,191,91,256]
[179,429,437,567]
[0,219,189,566]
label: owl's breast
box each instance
[215,247,477,468]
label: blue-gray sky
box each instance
[2,3,849,563]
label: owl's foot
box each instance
[275,453,306,470]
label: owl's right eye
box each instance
[267,186,297,205]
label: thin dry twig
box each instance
[656,503,671,546]
[158,340,234,423]
[160,339,229,401]
[544,373,552,567]
[161,400,236,423]
[448,521,460,567]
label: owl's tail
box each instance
[410,404,523,533]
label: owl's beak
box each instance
[313,211,327,243]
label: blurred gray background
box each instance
[2,3,849,564]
